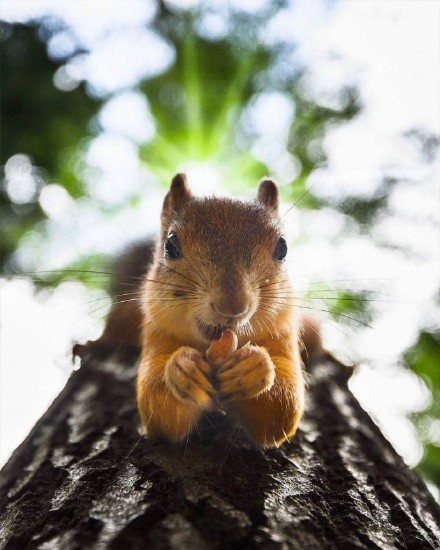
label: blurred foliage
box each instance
[1,21,100,268]
[1,22,98,178]
[1,6,360,273]
[406,331,440,489]
[288,88,359,186]
[336,176,400,232]
[139,28,271,186]
[303,286,374,328]
[0,4,438,495]
[329,291,374,327]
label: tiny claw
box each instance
[208,391,227,415]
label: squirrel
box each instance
[79,173,323,448]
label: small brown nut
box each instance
[206,329,238,364]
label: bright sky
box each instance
[1,1,439,486]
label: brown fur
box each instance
[89,241,154,350]
[135,174,320,447]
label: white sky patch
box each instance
[265,1,329,45]
[0,279,106,466]
[86,133,143,205]
[39,184,76,221]
[178,161,226,196]
[98,90,155,144]
[163,0,201,11]
[47,29,78,60]
[0,0,157,47]
[229,0,272,14]
[15,189,164,273]
[246,93,298,181]
[289,1,440,199]
[164,0,272,14]
[197,11,230,41]
[53,65,81,92]
[3,154,44,204]
[1,1,171,96]
[349,363,430,466]
[81,29,175,96]
[388,180,440,223]
[247,92,295,138]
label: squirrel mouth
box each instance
[196,320,227,341]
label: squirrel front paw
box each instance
[165,347,215,409]
[217,344,275,401]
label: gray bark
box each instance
[1,350,439,549]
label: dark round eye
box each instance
[273,236,288,261]
[164,232,183,260]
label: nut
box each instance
[206,329,238,364]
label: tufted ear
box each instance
[162,173,192,219]
[257,178,279,213]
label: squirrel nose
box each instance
[212,302,249,319]
[212,271,252,320]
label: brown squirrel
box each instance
[84,174,322,447]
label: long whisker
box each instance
[260,293,395,303]
[140,297,203,305]
[220,424,242,467]
[183,254,209,288]
[286,277,399,287]
[157,261,204,290]
[7,270,200,295]
[143,277,195,291]
[259,284,397,298]
[73,292,131,308]
[258,279,292,290]
[255,311,276,339]
[276,186,314,227]
[11,269,117,277]
[259,297,372,329]
[293,304,372,328]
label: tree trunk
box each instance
[1,351,439,549]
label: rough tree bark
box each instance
[1,350,439,549]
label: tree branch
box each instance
[1,352,439,549]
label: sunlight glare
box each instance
[178,161,225,195]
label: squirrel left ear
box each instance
[163,173,193,216]
[257,178,279,212]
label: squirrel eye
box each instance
[164,232,183,260]
[273,236,288,261]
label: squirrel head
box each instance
[144,173,291,346]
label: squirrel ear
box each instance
[257,178,279,212]
[163,173,192,216]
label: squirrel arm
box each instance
[137,350,213,443]
[226,355,305,448]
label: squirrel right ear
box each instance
[162,173,192,217]
[257,178,279,213]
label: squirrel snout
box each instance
[210,272,253,322]
[210,287,253,323]
[211,301,250,319]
